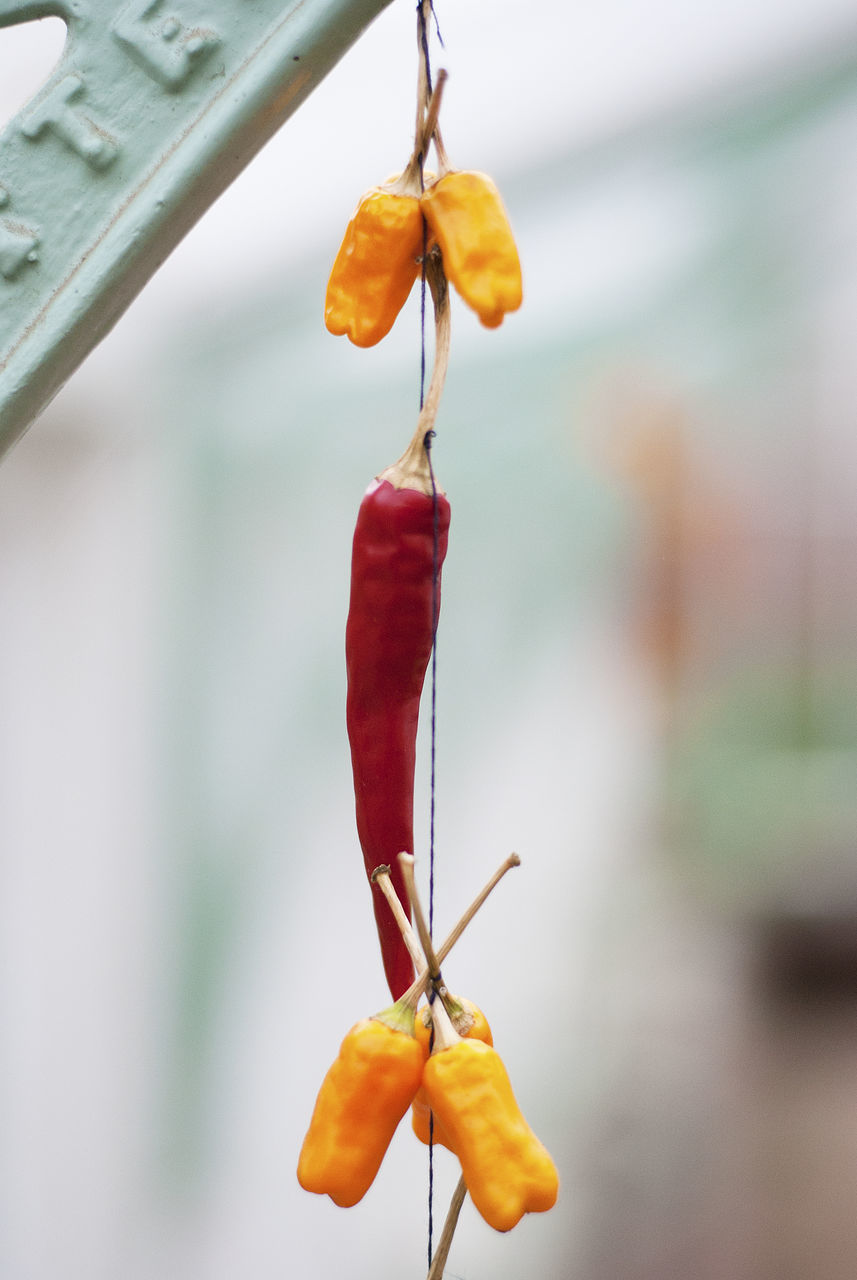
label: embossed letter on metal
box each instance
[19,73,119,171]
[113,0,222,91]
[0,187,39,281]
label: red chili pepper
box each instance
[345,438,450,998]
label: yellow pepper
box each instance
[411,997,492,1150]
[422,1035,558,1232]
[297,1002,427,1207]
[324,184,424,348]
[420,171,522,329]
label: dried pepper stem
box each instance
[399,852,443,985]
[427,1176,468,1280]
[397,852,521,1005]
[434,852,520,964]
[414,0,450,178]
[415,250,451,433]
[414,0,431,155]
[372,865,427,973]
[379,251,450,495]
[423,979,460,1051]
[418,68,448,173]
[391,66,448,198]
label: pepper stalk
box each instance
[378,249,451,496]
[374,852,520,1015]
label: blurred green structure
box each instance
[0,0,392,449]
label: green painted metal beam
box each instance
[0,0,393,454]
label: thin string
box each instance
[424,428,440,1272]
[419,200,428,410]
[427,1095,435,1267]
[427,1084,435,1269]
[418,0,434,97]
[426,433,440,940]
[417,2,439,1268]
[417,0,430,411]
[421,171,438,1279]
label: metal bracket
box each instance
[0,0,392,453]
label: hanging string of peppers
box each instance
[298,1,555,1272]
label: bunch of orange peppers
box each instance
[323,72,522,347]
[297,860,558,1234]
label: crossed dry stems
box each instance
[371,850,521,1278]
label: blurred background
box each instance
[2,1,857,1277]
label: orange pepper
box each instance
[297,1002,427,1207]
[411,997,492,1149]
[324,184,424,348]
[420,171,522,328]
[422,1034,558,1232]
